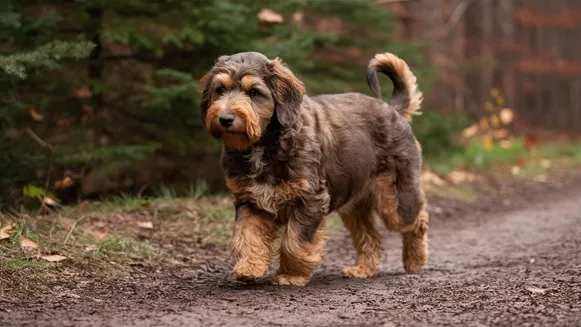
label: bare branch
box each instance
[443,0,477,37]
[25,128,50,149]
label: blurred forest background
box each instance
[1,0,580,209]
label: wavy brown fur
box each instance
[200,51,428,285]
[367,53,424,123]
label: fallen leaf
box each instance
[462,124,479,138]
[422,171,446,187]
[73,85,92,99]
[89,231,109,240]
[540,159,551,169]
[292,11,303,23]
[515,157,528,166]
[493,129,509,139]
[500,108,514,125]
[0,223,15,240]
[165,258,183,266]
[447,170,476,184]
[41,255,67,262]
[20,236,39,249]
[533,175,547,182]
[526,286,547,294]
[137,221,153,229]
[524,135,538,149]
[43,196,60,207]
[28,108,45,121]
[57,119,72,128]
[257,8,284,23]
[55,176,74,189]
[499,140,512,149]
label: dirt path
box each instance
[2,184,581,327]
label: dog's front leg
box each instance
[273,192,329,286]
[231,201,278,281]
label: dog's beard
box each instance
[205,99,263,151]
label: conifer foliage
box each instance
[0,0,424,206]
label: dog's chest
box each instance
[224,147,310,215]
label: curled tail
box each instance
[367,53,423,122]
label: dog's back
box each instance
[304,53,422,212]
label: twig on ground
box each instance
[64,216,86,245]
[25,128,57,215]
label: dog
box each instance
[200,51,429,286]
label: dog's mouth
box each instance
[225,131,245,135]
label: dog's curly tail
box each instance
[366,53,423,123]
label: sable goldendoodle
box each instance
[200,51,429,286]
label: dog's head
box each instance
[200,52,305,151]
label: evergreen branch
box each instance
[0,40,95,79]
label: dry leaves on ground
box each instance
[137,221,153,229]
[447,170,477,184]
[20,236,39,250]
[28,108,45,121]
[41,255,68,262]
[0,222,16,240]
[422,171,446,189]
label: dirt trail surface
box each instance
[2,182,581,327]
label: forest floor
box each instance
[1,168,581,326]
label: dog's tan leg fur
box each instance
[273,219,327,286]
[377,173,429,274]
[231,207,278,281]
[402,209,429,273]
[340,212,382,278]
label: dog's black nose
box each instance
[219,114,235,127]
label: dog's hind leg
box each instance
[231,202,278,281]
[338,198,382,278]
[376,172,429,274]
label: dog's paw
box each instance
[271,274,309,286]
[403,259,426,274]
[343,266,376,278]
[234,262,268,282]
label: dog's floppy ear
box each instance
[267,58,305,127]
[199,71,213,127]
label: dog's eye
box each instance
[216,87,226,95]
[248,88,260,97]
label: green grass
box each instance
[97,236,160,261]
[427,139,528,175]
[426,138,581,176]
[2,258,47,271]
[426,183,478,201]
[192,204,234,244]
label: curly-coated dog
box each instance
[200,51,429,286]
